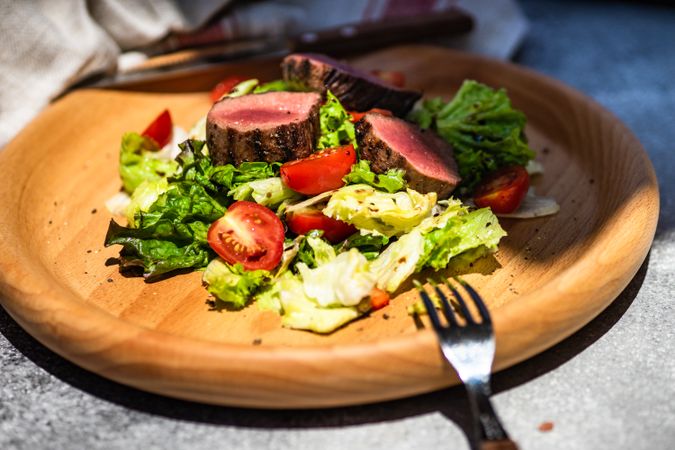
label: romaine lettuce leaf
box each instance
[228,79,259,98]
[108,139,287,280]
[278,274,360,333]
[104,220,212,279]
[171,139,280,195]
[125,178,169,228]
[203,259,271,309]
[369,230,425,292]
[409,80,535,193]
[365,200,505,292]
[343,160,406,193]
[253,79,288,93]
[296,230,336,269]
[229,177,300,208]
[255,282,283,313]
[336,233,389,260]
[318,91,356,150]
[296,249,376,307]
[132,182,225,240]
[119,132,178,193]
[416,198,467,233]
[323,184,436,237]
[253,79,310,94]
[105,181,226,278]
[418,207,506,271]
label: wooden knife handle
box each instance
[290,8,473,55]
[480,439,519,450]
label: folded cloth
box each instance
[0,0,526,148]
[0,0,230,147]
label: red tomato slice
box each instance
[371,70,406,88]
[207,201,284,271]
[349,108,394,123]
[210,75,247,102]
[280,144,357,195]
[141,109,172,148]
[286,209,357,244]
[369,287,390,310]
[473,166,530,214]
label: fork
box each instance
[415,278,518,450]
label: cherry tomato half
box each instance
[286,209,357,244]
[280,144,357,195]
[207,201,284,271]
[349,108,394,123]
[369,287,390,311]
[473,166,530,214]
[210,75,247,102]
[141,109,172,148]
[371,70,406,88]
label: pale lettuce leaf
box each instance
[323,184,436,237]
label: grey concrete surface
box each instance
[2,1,674,449]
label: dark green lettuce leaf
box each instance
[318,91,357,150]
[409,80,535,193]
[105,220,212,280]
[172,139,280,194]
[343,160,406,193]
[133,182,226,241]
[107,139,284,280]
[105,181,225,279]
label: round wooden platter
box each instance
[0,46,658,408]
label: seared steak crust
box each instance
[355,114,460,198]
[206,91,322,166]
[281,53,421,117]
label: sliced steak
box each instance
[281,53,421,117]
[356,113,460,198]
[206,91,322,166]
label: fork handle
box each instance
[465,381,519,449]
[480,440,519,450]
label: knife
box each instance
[70,7,472,91]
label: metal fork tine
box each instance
[414,281,443,332]
[442,278,475,324]
[428,278,458,326]
[457,278,492,325]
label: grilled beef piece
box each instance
[356,113,460,198]
[206,91,322,165]
[281,53,421,117]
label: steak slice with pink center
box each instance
[281,53,421,117]
[206,91,322,166]
[356,113,461,198]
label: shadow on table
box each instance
[0,254,649,440]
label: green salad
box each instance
[105,77,535,334]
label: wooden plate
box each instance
[0,46,658,408]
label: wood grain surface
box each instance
[0,46,659,408]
